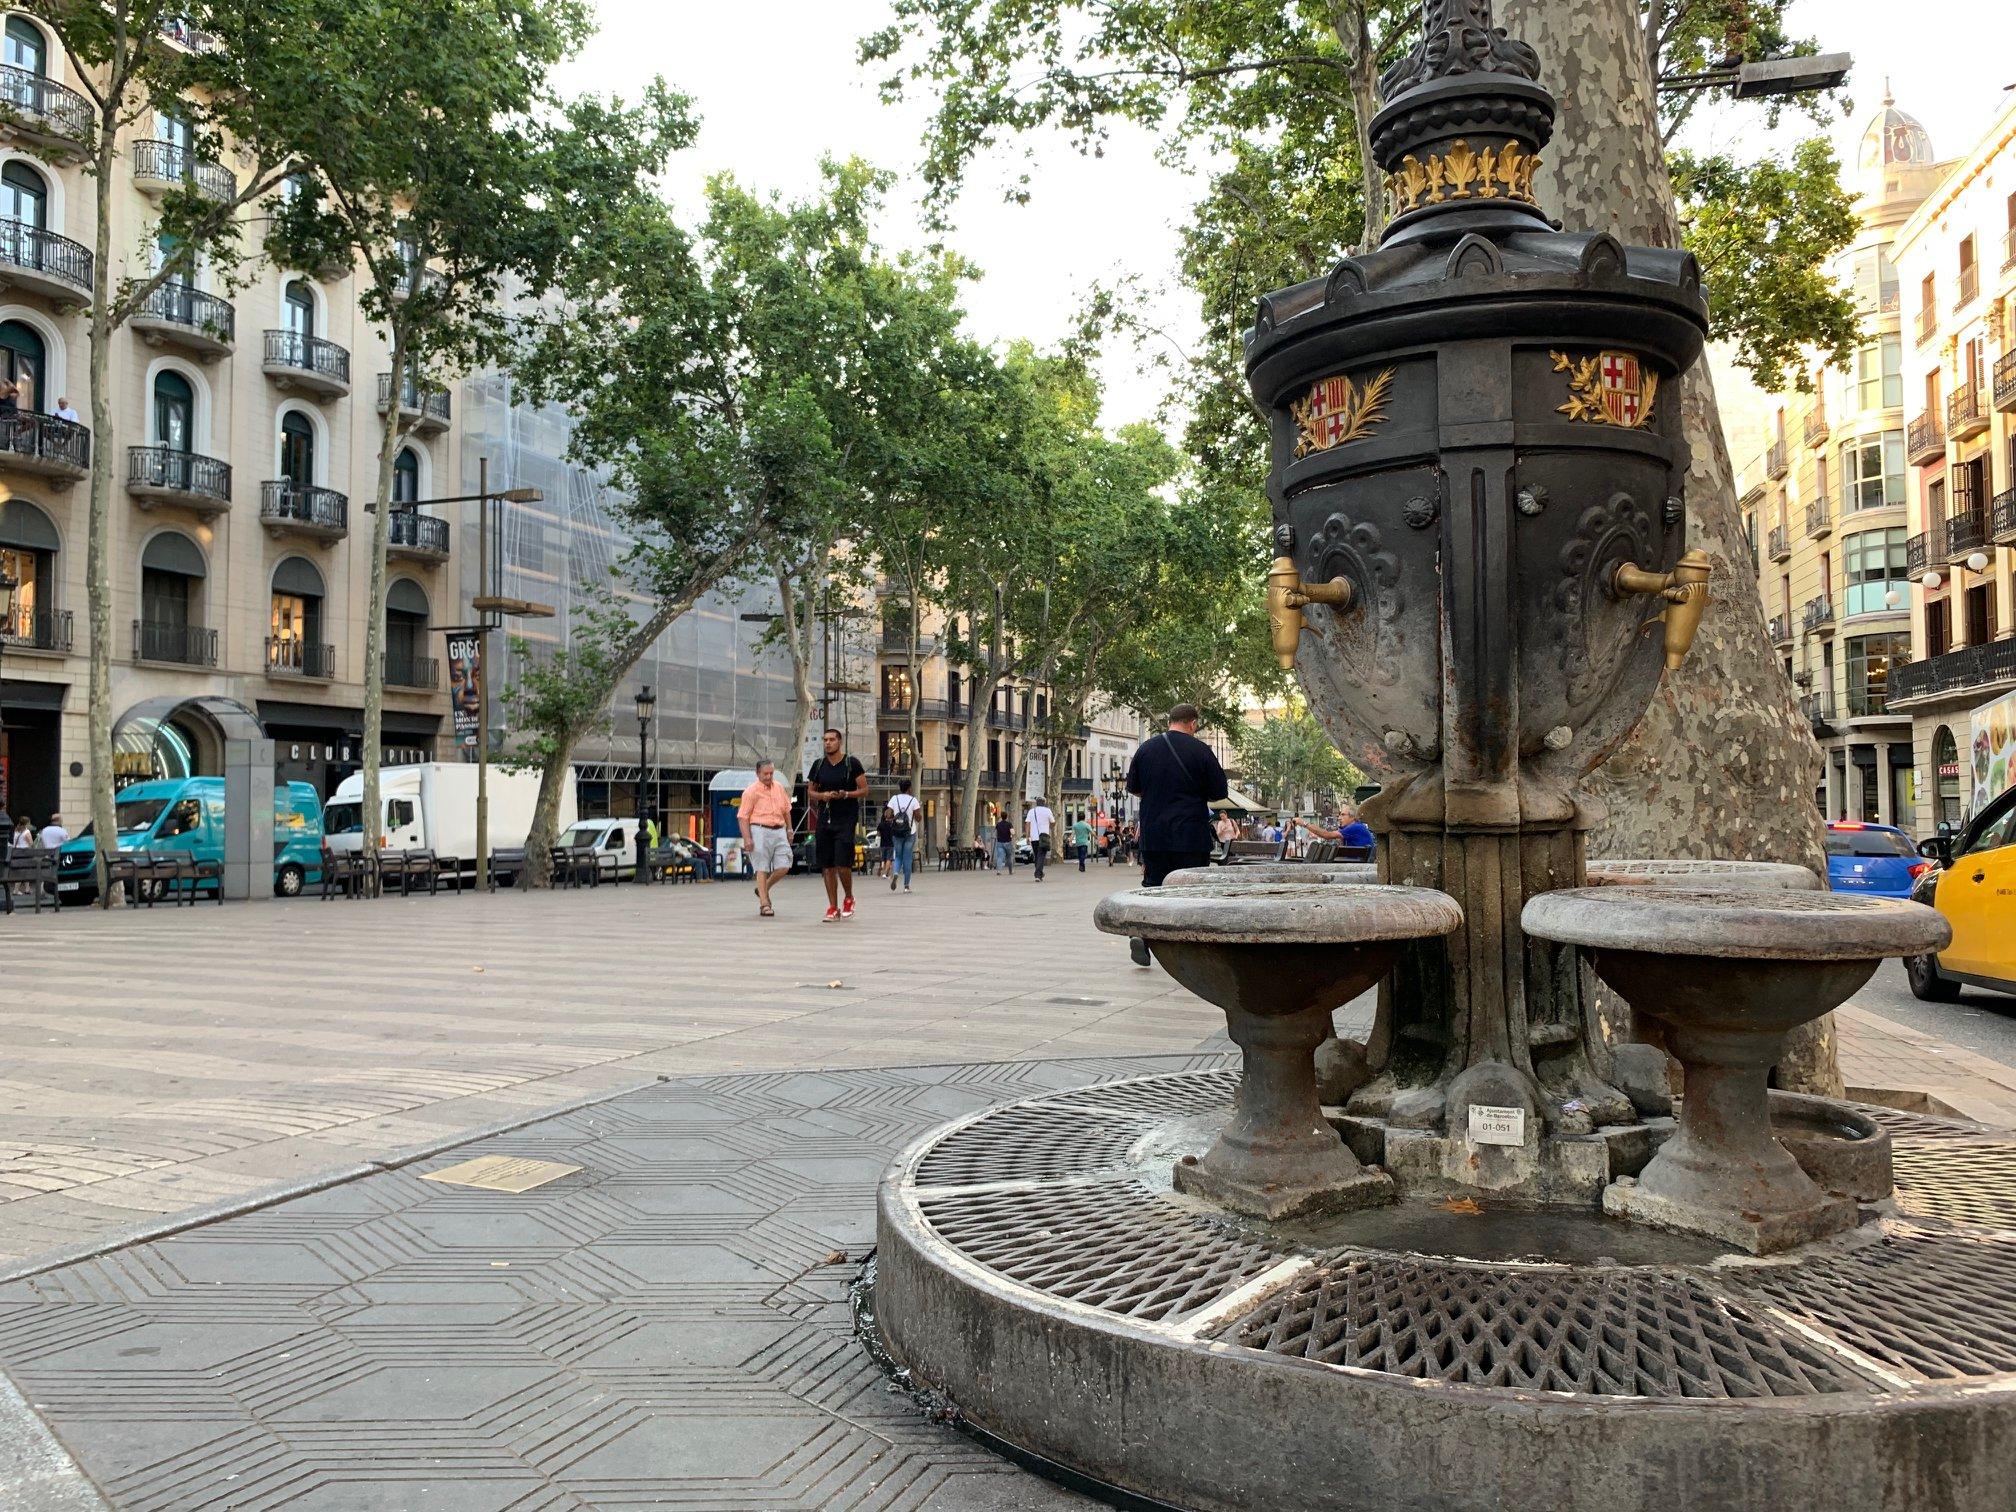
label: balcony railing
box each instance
[1765,439,1789,480]
[1913,304,1938,346]
[384,654,439,690]
[2006,226,2016,272]
[1801,692,1837,732]
[1062,776,1095,793]
[1803,411,1829,448]
[0,64,91,146]
[130,139,234,203]
[880,697,953,723]
[1995,352,2016,415]
[986,707,1028,731]
[0,219,93,298]
[391,264,447,302]
[978,769,1012,789]
[1805,498,1831,538]
[387,509,450,558]
[260,481,348,536]
[0,411,89,476]
[1955,263,1979,311]
[267,637,335,679]
[1766,524,1790,562]
[375,372,451,429]
[133,619,216,667]
[1888,639,2016,705]
[1947,385,1989,440]
[132,279,234,350]
[1906,411,1945,465]
[1767,615,1793,646]
[0,606,71,652]
[1994,488,2016,548]
[1946,510,1989,561]
[126,445,231,509]
[1802,598,1835,633]
[262,328,350,390]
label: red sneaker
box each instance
[841,897,856,919]
[822,906,840,923]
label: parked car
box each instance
[1822,820,1932,899]
[560,818,641,881]
[1905,783,2016,1002]
[56,778,324,903]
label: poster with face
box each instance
[444,630,483,747]
[1970,690,2016,813]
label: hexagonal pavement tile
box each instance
[272,1363,556,1424]
[549,1408,828,1483]
[571,1318,793,1372]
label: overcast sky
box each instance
[557,1,2014,430]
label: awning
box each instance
[1210,787,1270,813]
[256,701,440,738]
[0,678,65,710]
[0,499,58,552]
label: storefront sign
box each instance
[444,629,484,748]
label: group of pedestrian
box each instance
[1,807,65,915]
[738,729,928,924]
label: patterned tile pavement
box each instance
[0,1054,1257,1509]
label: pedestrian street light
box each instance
[634,684,657,839]
[1659,51,1852,98]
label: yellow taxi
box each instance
[1907,782,2016,1001]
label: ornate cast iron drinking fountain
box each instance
[870,4,2016,1507]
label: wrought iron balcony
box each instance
[1995,352,2016,415]
[1906,410,1945,465]
[880,697,953,723]
[1802,598,1835,634]
[1766,524,1791,562]
[1803,411,1828,448]
[1805,498,1831,539]
[1765,439,1788,480]
[384,654,439,690]
[133,619,216,667]
[978,769,1012,789]
[1913,304,1938,347]
[131,139,234,203]
[126,445,230,514]
[1062,775,1096,793]
[261,329,350,396]
[1887,638,2016,706]
[387,509,450,561]
[1946,510,1989,562]
[1947,385,1989,441]
[259,481,348,539]
[0,605,70,653]
[0,64,91,153]
[1994,488,2016,548]
[986,706,1029,731]
[1905,529,1931,578]
[374,373,451,434]
[0,219,92,304]
[131,280,234,357]
[1767,614,1793,647]
[1955,263,1979,311]
[1801,692,1836,734]
[0,412,89,484]
[391,264,446,302]
[266,637,335,680]
[2006,226,2016,272]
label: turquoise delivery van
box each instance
[55,778,325,903]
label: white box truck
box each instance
[324,763,577,878]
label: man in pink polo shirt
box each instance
[738,759,795,917]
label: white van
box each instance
[559,817,641,881]
[325,762,576,877]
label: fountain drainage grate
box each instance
[1220,1254,1881,1397]
[914,1102,1152,1187]
[1891,1140,2016,1230]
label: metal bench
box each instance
[150,847,224,905]
[549,844,601,888]
[320,851,372,899]
[381,848,456,896]
[2,850,57,913]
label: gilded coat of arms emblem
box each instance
[1290,369,1395,458]
[1552,350,1658,429]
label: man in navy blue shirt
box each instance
[1123,704,1229,965]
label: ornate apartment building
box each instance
[1735,95,1942,825]
[0,10,457,824]
[1887,93,2016,832]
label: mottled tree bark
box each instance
[1500,0,1837,1094]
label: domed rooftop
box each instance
[1855,86,1936,201]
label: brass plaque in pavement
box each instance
[420,1156,582,1193]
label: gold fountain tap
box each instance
[1612,549,1711,671]
[1266,555,1355,670]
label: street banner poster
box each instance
[445,630,483,748]
[1969,689,2016,811]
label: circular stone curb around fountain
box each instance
[1523,886,1949,961]
[1163,863,1380,887]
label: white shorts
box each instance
[749,826,793,873]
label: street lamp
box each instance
[634,684,656,872]
[1658,51,1852,98]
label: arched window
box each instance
[279,411,314,487]
[282,278,314,337]
[392,447,419,505]
[0,318,44,404]
[4,18,46,76]
[2,160,47,230]
[153,370,194,452]
[386,577,429,683]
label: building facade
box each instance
[1731,94,1945,825]
[0,11,456,824]
[1887,94,2016,833]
